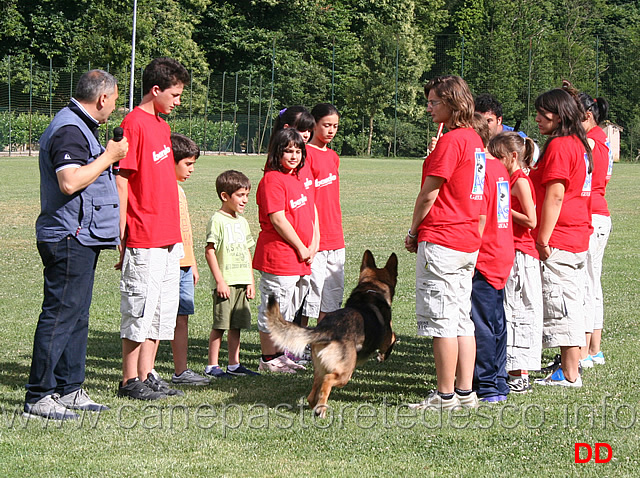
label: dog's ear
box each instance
[384,253,398,279]
[361,249,376,271]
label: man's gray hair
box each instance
[74,70,117,102]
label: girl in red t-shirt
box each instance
[578,93,612,368]
[301,103,345,329]
[530,86,593,388]
[488,132,541,393]
[254,128,319,374]
[405,75,484,411]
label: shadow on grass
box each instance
[221,334,437,409]
[1,329,438,411]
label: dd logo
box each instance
[574,443,613,463]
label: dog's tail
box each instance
[265,295,325,356]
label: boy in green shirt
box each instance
[204,170,259,378]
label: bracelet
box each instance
[407,229,417,239]
[536,242,549,248]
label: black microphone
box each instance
[113,127,124,142]
[112,127,124,170]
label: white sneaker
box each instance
[258,356,296,373]
[280,353,306,370]
[508,376,532,394]
[455,391,479,409]
[57,389,109,411]
[23,394,79,420]
[579,356,594,369]
[408,391,461,410]
[590,351,605,365]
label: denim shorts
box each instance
[178,266,195,315]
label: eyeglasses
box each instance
[427,100,443,107]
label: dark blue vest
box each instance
[36,107,120,247]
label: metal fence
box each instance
[1,35,638,158]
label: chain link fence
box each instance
[1,35,637,158]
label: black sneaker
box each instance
[118,378,166,401]
[226,364,261,377]
[144,373,185,396]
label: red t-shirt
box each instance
[253,166,316,276]
[588,126,611,217]
[118,107,181,248]
[510,169,538,259]
[530,135,593,253]
[476,158,515,289]
[418,127,484,253]
[306,144,345,250]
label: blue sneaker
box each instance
[479,394,508,403]
[226,364,260,377]
[535,367,582,387]
[591,351,605,365]
[204,366,233,379]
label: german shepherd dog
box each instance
[266,250,398,417]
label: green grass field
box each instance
[0,155,639,477]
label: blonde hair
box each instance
[488,132,536,169]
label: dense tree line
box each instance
[2,0,639,157]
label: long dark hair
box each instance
[534,88,593,173]
[578,93,610,125]
[265,128,306,175]
[267,106,315,151]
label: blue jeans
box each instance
[471,271,509,398]
[25,236,100,404]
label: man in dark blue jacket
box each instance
[24,70,128,420]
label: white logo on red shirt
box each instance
[304,177,313,189]
[582,152,592,197]
[497,180,510,228]
[153,145,171,163]
[290,194,308,209]
[471,149,486,200]
[315,173,337,188]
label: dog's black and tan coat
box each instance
[266,250,398,417]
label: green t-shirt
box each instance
[205,210,255,289]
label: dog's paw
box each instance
[313,405,328,418]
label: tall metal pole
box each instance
[269,38,275,139]
[204,72,210,152]
[219,72,226,153]
[461,35,465,78]
[8,56,12,156]
[394,37,399,157]
[527,37,533,134]
[29,57,33,156]
[49,58,53,118]
[232,72,238,153]
[595,36,600,97]
[331,36,335,105]
[128,0,138,111]
[189,68,193,136]
[247,73,252,154]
